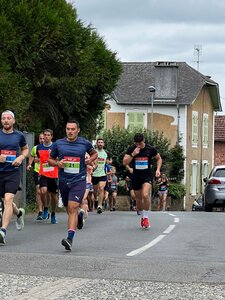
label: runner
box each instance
[92,138,112,214]
[48,120,98,251]
[36,129,58,224]
[0,110,29,244]
[123,133,162,229]
[27,132,45,220]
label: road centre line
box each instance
[126,213,179,257]
[163,224,176,234]
[126,235,165,257]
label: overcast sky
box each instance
[72,0,225,113]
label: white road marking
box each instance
[163,224,176,234]
[127,235,165,257]
[127,213,180,257]
[168,213,176,217]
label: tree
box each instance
[0,0,122,137]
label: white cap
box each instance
[1,110,15,119]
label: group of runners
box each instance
[0,110,163,251]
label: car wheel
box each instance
[205,204,212,212]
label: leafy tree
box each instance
[0,0,121,138]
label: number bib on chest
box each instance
[64,157,80,174]
[42,162,54,172]
[135,157,148,170]
[1,150,16,163]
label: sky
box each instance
[71,0,225,114]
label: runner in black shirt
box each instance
[123,133,162,228]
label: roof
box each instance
[113,61,221,111]
[215,115,225,141]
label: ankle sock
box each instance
[1,228,6,235]
[17,210,22,218]
[67,229,75,241]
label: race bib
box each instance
[1,150,16,163]
[42,161,54,172]
[64,156,80,174]
[135,157,148,170]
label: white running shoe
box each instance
[15,208,25,231]
[0,229,6,244]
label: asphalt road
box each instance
[1,210,225,299]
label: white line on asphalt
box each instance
[126,235,165,257]
[163,224,176,234]
[174,217,179,223]
[168,213,176,217]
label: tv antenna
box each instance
[193,45,202,71]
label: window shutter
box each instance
[190,164,193,194]
[127,112,144,131]
[192,111,198,146]
[203,114,208,147]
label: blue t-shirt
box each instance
[0,129,27,172]
[50,137,94,183]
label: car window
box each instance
[214,169,225,177]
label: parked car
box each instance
[192,195,204,211]
[203,165,225,212]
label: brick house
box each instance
[214,115,225,166]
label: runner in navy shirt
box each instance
[0,110,29,245]
[48,120,98,251]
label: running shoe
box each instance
[113,207,116,211]
[61,238,72,251]
[15,208,25,231]
[36,212,43,220]
[42,209,49,220]
[142,218,151,229]
[51,214,57,224]
[77,211,84,229]
[97,206,103,214]
[0,229,5,244]
[137,210,141,215]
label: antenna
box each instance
[193,45,202,71]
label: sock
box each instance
[143,210,149,218]
[17,210,22,218]
[44,207,48,211]
[67,229,75,241]
[1,228,6,235]
[51,212,55,217]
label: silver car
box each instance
[203,165,225,212]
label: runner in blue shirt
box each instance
[0,110,29,245]
[48,120,98,251]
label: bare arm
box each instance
[155,153,162,177]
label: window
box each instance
[192,111,198,147]
[190,160,198,195]
[202,113,208,148]
[127,112,145,131]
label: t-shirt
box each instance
[50,137,94,183]
[92,149,109,177]
[30,145,40,173]
[0,129,27,172]
[108,174,118,192]
[126,144,158,176]
[37,143,58,178]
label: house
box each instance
[214,115,225,166]
[104,61,222,210]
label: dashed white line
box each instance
[127,235,165,257]
[126,213,180,257]
[163,224,176,234]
